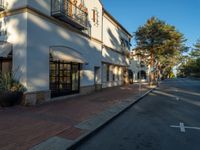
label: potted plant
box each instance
[0,72,26,107]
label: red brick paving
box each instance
[0,84,150,150]
[58,127,87,140]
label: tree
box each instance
[177,58,200,77]
[134,17,186,82]
[177,39,200,78]
[190,39,200,58]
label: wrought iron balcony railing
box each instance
[0,0,5,11]
[51,0,88,30]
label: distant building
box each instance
[129,50,149,82]
[0,0,132,105]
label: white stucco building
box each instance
[0,0,131,105]
[129,50,149,82]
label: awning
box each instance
[50,46,87,64]
[0,42,12,57]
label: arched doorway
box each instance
[137,70,147,80]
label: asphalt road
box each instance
[74,78,200,150]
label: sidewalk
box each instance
[0,83,154,150]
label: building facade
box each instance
[129,50,149,82]
[0,0,131,105]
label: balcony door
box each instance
[68,0,73,17]
[50,60,80,98]
[63,0,73,17]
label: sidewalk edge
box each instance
[67,88,155,150]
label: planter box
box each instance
[0,92,23,107]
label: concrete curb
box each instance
[67,88,155,150]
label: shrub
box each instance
[0,72,26,93]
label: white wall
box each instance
[0,13,28,87]
[3,0,131,91]
[27,0,51,16]
[103,16,121,51]
[102,14,130,52]
[26,12,102,92]
[84,0,103,41]
[27,0,103,41]
[102,47,128,66]
[101,63,123,88]
[101,12,130,88]
[102,11,130,68]
[6,0,27,10]
[5,0,103,42]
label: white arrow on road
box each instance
[170,122,200,133]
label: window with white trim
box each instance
[92,8,99,26]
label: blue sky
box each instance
[101,0,200,48]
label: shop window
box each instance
[113,66,118,81]
[50,58,80,98]
[118,67,122,81]
[0,57,12,75]
[112,73,115,81]
[106,64,109,82]
[115,66,119,81]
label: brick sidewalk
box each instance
[0,84,151,150]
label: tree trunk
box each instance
[149,51,155,85]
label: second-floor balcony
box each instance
[51,0,88,30]
[0,0,5,11]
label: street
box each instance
[74,78,200,150]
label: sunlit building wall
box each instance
[0,0,131,105]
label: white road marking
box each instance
[185,126,200,130]
[154,90,176,98]
[174,88,179,92]
[178,89,200,96]
[180,122,186,132]
[154,90,180,101]
[171,87,200,96]
[170,122,200,133]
